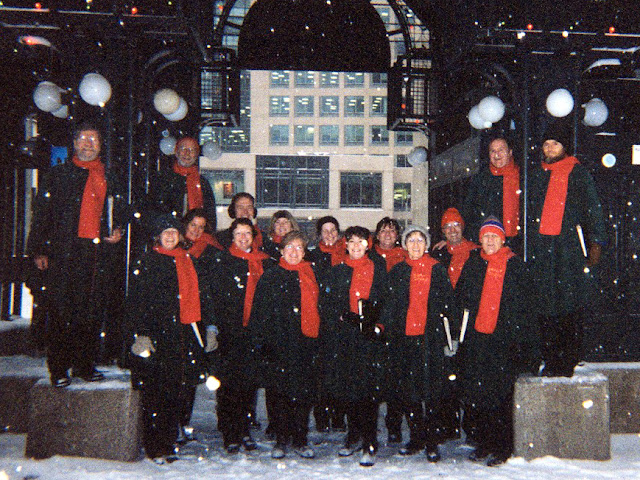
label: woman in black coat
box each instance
[210,217,274,454]
[321,226,387,467]
[250,231,323,460]
[383,225,455,462]
[456,217,540,466]
[127,215,214,463]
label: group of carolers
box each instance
[126,201,540,468]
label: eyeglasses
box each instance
[283,244,304,251]
[407,237,426,244]
[76,135,100,145]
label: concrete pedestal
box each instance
[587,362,640,434]
[25,378,142,461]
[513,369,610,461]
[0,356,47,433]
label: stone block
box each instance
[587,362,640,434]
[25,377,143,461]
[0,356,47,433]
[513,369,610,461]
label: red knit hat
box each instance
[479,216,506,242]
[441,208,465,229]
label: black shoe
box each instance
[74,368,105,382]
[486,451,510,467]
[388,432,402,444]
[425,445,441,463]
[242,436,257,451]
[399,441,423,456]
[225,443,240,454]
[469,446,491,462]
[53,376,71,388]
[359,445,376,467]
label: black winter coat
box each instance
[455,250,541,408]
[126,250,209,390]
[320,257,388,403]
[26,160,128,312]
[249,263,323,402]
[383,259,455,405]
[209,250,275,387]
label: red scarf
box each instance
[344,256,375,313]
[539,156,580,236]
[374,244,407,272]
[173,161,204,211]
[187,232,224,258]
[271,234,284,245]
[474,247,515,334]
[405,255,437,336]
[154,246,201,324]
[490,161,520,237]
[229,244,270,326]
[73,156,107,239]
[446,240,478,289]
[278,258,321,338]
[319,237,348,266]
[253,228,264,251]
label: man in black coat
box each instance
[27,121,127,387]
[148,136,217,230]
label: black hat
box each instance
[152,213,181,237]
[543,119,573,152]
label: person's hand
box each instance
[104,228,123,244]
[432,240,446,251]
[131,335,155,357]
[586,243,601,267]
[34,255,49,271]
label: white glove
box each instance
[205,328,218,353]
[444,340,459,357]
[131,335,155,357]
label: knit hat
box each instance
[479,216,506,242]
[441,207,465,229]
[152,213,182,238]
[543,119,573,152]
[402,225,431,250]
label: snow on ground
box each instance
[1,365,640,480]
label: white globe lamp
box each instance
[33,81,62,112]
[159,136,177,156]
[79,73,112,107]
[583,98,609,127]
[202,140,222,161]
[468,105,491,130]
[478,95,505,123]
[163,98,188,122]
[546,88,574,117]
[153,89,180,115]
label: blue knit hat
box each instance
[479,216,505,242]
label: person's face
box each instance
[320,222,339,246]
[377,225,398,250]
[234,197,256,219]
[443,222,463,246]
[481,232,504,255]
[160,228,180,250]
[347,235,368,260]
[274,217,293,237]
[281,238,305,265]
[73,129,101,162]
[185,216,206,241]
[175,138,199,167]
[232,224,254,252]
[488,139,513,169]
[542,139,567,164]
[406,232,427,260]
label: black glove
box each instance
[340,311,363,326]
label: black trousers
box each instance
[344,400,379,450]
[400,401,441,447]
[540,310,583,377]
[464,393,513,457]
[267,389,312,447]
[216,382,254,445]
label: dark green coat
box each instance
[382,259,455,405]
[249,263,322,402]
[209,250,275,387]
[320,257,388,403]
[527,161,606,317]
[462,166,521,243]
[126,250,209,391]
[455,250,540,408]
